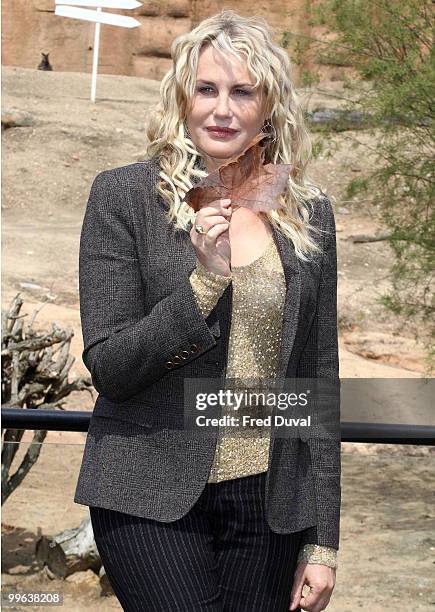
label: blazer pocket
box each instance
[92,395,155,429]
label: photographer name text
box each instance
[195,415,311,427]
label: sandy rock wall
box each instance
[2,0,334,83]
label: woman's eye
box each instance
[197,86,251,96]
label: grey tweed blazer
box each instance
[73,156,341,550]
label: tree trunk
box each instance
[35,517,103,580]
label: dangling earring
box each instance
[262,119,276,143]
[183,122,191,140]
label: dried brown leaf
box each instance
[185,132,294,213]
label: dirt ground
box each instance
[2,67,434,611]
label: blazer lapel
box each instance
[270,224,301,382]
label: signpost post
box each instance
[55,0,142,102]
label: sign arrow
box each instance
[55,0,142,9]
[55,5,140,27]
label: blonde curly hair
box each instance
[146,9,326,261]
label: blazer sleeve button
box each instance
[172,355,182,364]
[165,361,174,369]
[190,344,198,353]
[181,350,190,359]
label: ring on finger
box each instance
[195,224,207,235]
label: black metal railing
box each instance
[1,407,435,445]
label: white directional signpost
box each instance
[55,0,142,102]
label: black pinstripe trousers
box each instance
[89,471,303,612]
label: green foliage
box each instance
[281,31,290,49]
[303,0,434,373]
[300,68,321,87]
[345,177,369,199]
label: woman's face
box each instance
[185,44,266,173]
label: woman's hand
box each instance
[190,198,232,277]
[289,562,336,612]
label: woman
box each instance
[74,10,341,612]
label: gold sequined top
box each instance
[189,235,338,569]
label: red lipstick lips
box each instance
[206,126,239,134]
